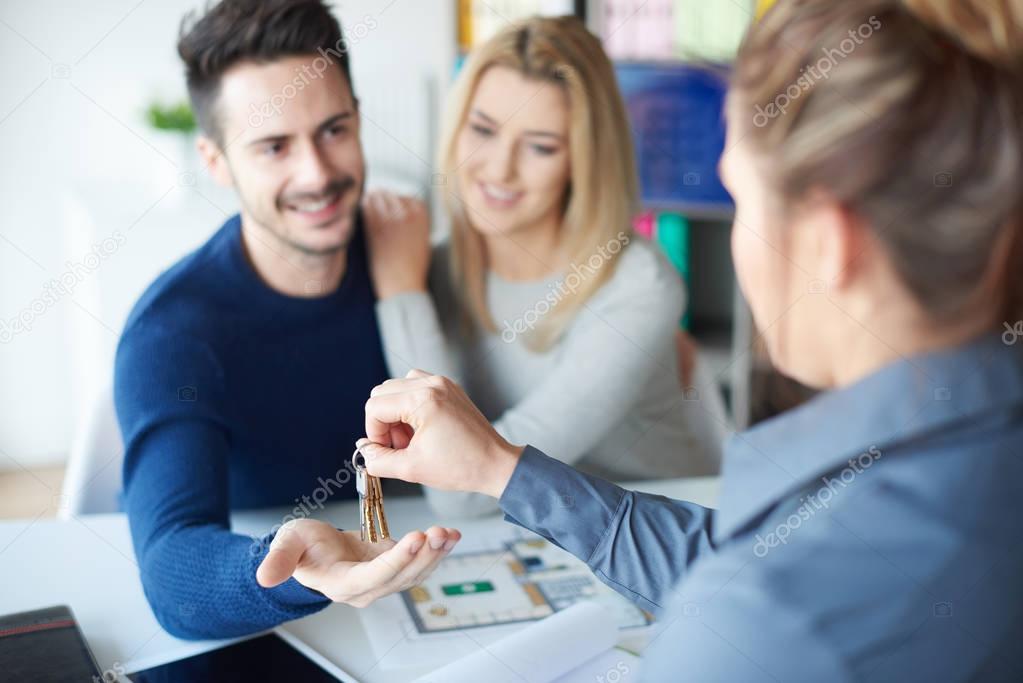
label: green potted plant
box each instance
[143,99,198,182]
[145,101,197,134]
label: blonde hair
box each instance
[437,16,639,350]
[735,0,1023,324]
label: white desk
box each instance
[0,478,718,682]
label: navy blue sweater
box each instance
[114,214,389,639]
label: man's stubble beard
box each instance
[236,174,364,260]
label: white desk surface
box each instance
[0,477,719,682]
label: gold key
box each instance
[353,447,389,542]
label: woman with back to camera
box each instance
[362,16,726,518]
[358,0,1023,679]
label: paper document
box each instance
[415,602,641,683]
[358,527,652,670]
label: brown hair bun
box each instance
[902,0,1023,68]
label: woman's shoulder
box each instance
[613,235,679,280]
[590,235,685,315]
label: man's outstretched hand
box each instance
[255,519,459,607]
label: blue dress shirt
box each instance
[499,334,1022,681]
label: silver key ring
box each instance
[352,448,367,471]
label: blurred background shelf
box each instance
[643,203,735,222]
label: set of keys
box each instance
[353,447,389,542]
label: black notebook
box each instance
[0,605,103,682]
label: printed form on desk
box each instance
[358,524,651,679]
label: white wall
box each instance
[0,0,455,469]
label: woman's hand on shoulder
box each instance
[362,190,431,299]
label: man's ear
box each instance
[196,135,233,188]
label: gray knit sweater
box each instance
[375,238,726,518]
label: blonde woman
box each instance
[364,16,724,518]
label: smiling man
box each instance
[114,0,458,640]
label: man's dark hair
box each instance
[177,0,353,145]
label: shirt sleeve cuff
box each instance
[266,577,330,607]
[498,445,626,563]
[376,290,434,316]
